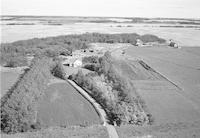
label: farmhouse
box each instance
[136,39,143,46]
[63,58,82,68]
[169,39,180,48]
[73,59,82,67]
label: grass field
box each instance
[125,46,200,111]
[108,53,200,125]
[131,80,200,125]
[0,68,22,98]
[123,58,200,125]
[107,46,200,137]
[86,43,200,137]
[116,120,200,138]
[37,81,101,127]
[1,125,109,138]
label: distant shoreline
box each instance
[1,16,200,46]
[1,15,200,20]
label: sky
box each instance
[1,0,200,18]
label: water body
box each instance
[1,21,200,47]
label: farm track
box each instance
[67,79,119,138]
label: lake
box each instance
[1,21,200,47]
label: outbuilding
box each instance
[73,59,82,68]
[136,39,143,46]
[169,39,181,48]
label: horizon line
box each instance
[1,15,200,20]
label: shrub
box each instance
[82,56,99,64]
[147,113,154,125]
[1,53,28,67]
[44,48,59,57]
[51,61,66,79]
[83,64,97,71]
[60,49,71,56]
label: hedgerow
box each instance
[1,55,65,134]
[51,59,66,79]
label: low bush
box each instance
[51,60,66,79]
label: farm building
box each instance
[73,59,82,67]
[63,58,82,68]
[136,39,143,46]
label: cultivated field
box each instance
[37,80,101,127]
[125,46,200,110]
[111,46,200,137]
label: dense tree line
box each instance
[70,52,153,126]
[0,33,165,67]
[1,55,66,134]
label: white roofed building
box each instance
[73,59,82,68]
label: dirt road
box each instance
[68,79,119,138]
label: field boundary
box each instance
[67,79,119,138]
[126,56,183,91]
